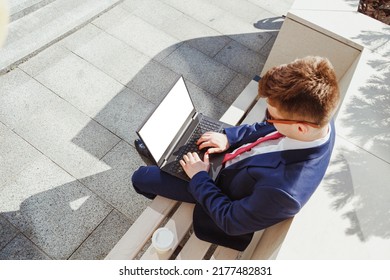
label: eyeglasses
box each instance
[265,108,321,128]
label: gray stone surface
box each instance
[161,43,236,95]
[61,24,152,85]
[185,80,230,120]
[217,74,252,105]
[94,12,180,60]
[0,0,295,259]
[125,59,180,104]
[0,154,112,259]
[0,0,122,73]
[9,0,56,21]
[0,234,50,260]
[0,123,42,188]
[69,210,132,260]
[93,88,156,145]
[215,40,267,79]
[206,0,271,23]
[27,47,125,118]
[80,141,150,220]
[0,69,120,179]
[0,215,19,251]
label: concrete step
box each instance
[9,0,56,22]
[0,0,123,74]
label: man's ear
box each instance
[297,124,309,134]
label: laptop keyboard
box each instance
[168,118,223,177]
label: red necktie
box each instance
[222,132,284,164]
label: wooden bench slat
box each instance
[211,246,239,260]
[238,230,264,260]
[140,202,194,260]
[105,196,177,260]
[250,218,293,260]
[175,234,211,260]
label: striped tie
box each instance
[222,132,284,164]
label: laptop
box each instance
[136,76,231,181]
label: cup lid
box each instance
[152,228,174,251]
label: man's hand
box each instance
[196,131,230,154]
[180,152,210,179]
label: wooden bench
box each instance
[105,77,294,260]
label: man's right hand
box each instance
[196,131,230,154]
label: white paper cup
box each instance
[152,227,174,252]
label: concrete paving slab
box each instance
[124,59,180,104]
[257,31,278,57]
[163,0,261,35]
[217,74,251,105]
[126,0,184,26]
[185,80,230,120]
[0,154,113,259]
[69,210,132,260]
[94,12,180,60]
[0,215,19,252]
[9,0,42,15]
[91,2,132,30]
[17,44,69,77]
[0,234,50,260]
[215,39,267,79]
[0,0,122,73]
[185,36,232,58]
[131,0,231,54]
[207,0,270,22]
[93,88,156,145]
[0,69,120,179]
[79,141,150,219]
[161,0,276,56]
[161,0,226,27]
[27,47,124,118]
[0,123,42,188]
[133,0,237,58]
[248,0,295,16]
[228,30,274,55]
[61,24,151,85]
[9,0,56,21]
[161,43,236,95]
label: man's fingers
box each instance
[196,131,214,145]
[192,152,201,161]
[203,152,210,164]
[207,147,221,154]
[198,141,213,150]
[185,152,200,162]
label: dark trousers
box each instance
[132,165,196,203]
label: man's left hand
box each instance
[180,152,210,179]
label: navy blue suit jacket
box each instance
[188,121,336,251]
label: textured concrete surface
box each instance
[0,0,292,259]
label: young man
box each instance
[132,56,340,251]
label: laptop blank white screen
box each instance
[138,77,194,163]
